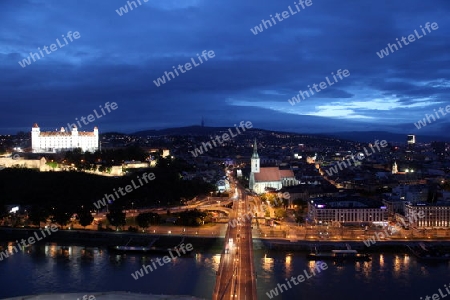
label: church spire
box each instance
[252,139,259,158]
[392,161,398,174]
[251,138,260,174]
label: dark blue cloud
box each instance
[0,0,449,136]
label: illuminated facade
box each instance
[31,123,99,153]
[249,139,297,194]
[405,203,450,228]
[308,197,388,224]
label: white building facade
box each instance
[308,198,388,224]
[405,203,450,228]
[31,123,99,153]
[249,139,297,194]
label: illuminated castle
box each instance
[31,123,99,153]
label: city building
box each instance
[431,141,446,160]
[0,154,50,171]
[216,179,230,192]
[392,161,398,174]
[31,123,99,153]
[407,134,416,145]
[405,202,450,228]
[308,197,388,224]
[392,184,428,203]
[249,139,297,194]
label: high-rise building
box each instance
[392,161,398,174]
[405,203,450,228]
[407,134,415,145]
[31,123,99,153]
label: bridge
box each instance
[212,189,257,300]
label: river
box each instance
[0,243,449,299]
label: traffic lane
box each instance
[216,201,240,299]
[237,219,255,299]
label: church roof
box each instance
[254,167,294,182]
[279,169,295,178]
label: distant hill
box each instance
[133,126,230,137]
[105,126,449,144]
[326,131,448,143]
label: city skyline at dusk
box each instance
[1,1,450,299]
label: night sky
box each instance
[1,0,449,135]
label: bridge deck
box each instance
[212,193,257,300]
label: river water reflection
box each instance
[0,243,449,300]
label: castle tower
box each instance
[31,123,40,153]
[71,125,78,135]
[94,126,99,150]
[71,125,79,149]
[251,139,260,173]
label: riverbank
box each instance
[0,228,222,252]
[2,227,450,253]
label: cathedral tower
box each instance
[251,139,260,173]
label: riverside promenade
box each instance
[2,226,450,252]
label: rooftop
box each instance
[310,196,385,209]
[254,167,294,182]
[406,202,450,207]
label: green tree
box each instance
[46,161,58,169]
[136,214,150,231]
[78,208,94,229]
[152,214,160,224]
[274,208,286,220]
[0,205,7,218]
[107,210,126,230]
[296,215,305,223]
[261,193,282,207]
[136,212,159,231]
[176,209,207,226]
[51,206,72,228]
[28,206,50,227]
